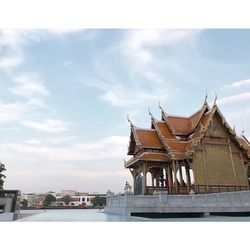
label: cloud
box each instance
[123,29,202,68]
[21,119,68,133]
[0,56,23,69]
[1,135,129,192]
[85,30,201,108]
[10,74,50,98]
[24,139,42,145]
[0,101,28,124]
[62,60,72,66]
[89,78,169,107]
[223,79,250,89]
[218,92,250,105]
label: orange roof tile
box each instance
[125,152,169,167]
[238,137,250,156]
[127,101,250,164]
[163,102,209,135]
[140,152,169,161]
[165,116,192,134]
[134,128,163,148]
[155,121,176,140]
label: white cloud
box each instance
[10,74,50,98]
[0,56,23,69]
[62,60,72,66]
[101,84,169,107]
[0,101,28,124]
[224,79,250,89]
[84,29,200,108]
[123,29,201,67]
[218,92,250,105]
[24,139,42,145]
[21,119,68,133]
[1,135,129,192]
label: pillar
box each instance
[185,166,191,192]
[151,173,154,187]
[142,163,147,195]
[178,164,184,186]
[185,166,191,187]
[173,160,178,193]
[168,165,173,187]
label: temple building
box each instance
[125,97,250,195]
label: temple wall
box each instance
[204,145,235,185]
[192,112,248,187]
[232,152,247,185]
[192,150,206,185]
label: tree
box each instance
[62,195,71,205]
[91,196,106,207]
[20,199,28,208]
[0,162,6,190]
[42,194,56,207]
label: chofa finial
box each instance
[233,125,236,134]
[158,101,164,112]
[148,107,153,119]
[213,93,218,105]
[241,127,245,136]
[205,90,208,103]
[127,115,133,127]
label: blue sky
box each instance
[1,29,250,193]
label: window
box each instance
[87,198,89,201]
[82,198,85,202]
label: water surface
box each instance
[17,209,250,222]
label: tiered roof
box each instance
[125,98,250,168]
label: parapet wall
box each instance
[104,191,250,216]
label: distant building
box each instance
[20,193,45,208]
[20,191,107,208]
[61,190,76,196]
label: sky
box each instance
[0,29,250,193]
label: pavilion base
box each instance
[104,190,250,217]
[131,212,204,218]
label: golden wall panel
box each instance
[204,145,235,185]
[193,151,206,185]
[232,153,247,186]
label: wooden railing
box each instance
[145,185,248,195]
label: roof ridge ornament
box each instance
[213,93,218,106]
[127,115,134,127]
[204,90,208,104]
[148,107,154,120]
[158,101,163,112]
[241,127,245,136]
[233,125,236,135]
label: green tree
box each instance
[0,162,6,190]
[20,199,28,208]
[91,196,106,206]
[42,194,56,207]
[62,195,71,205]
